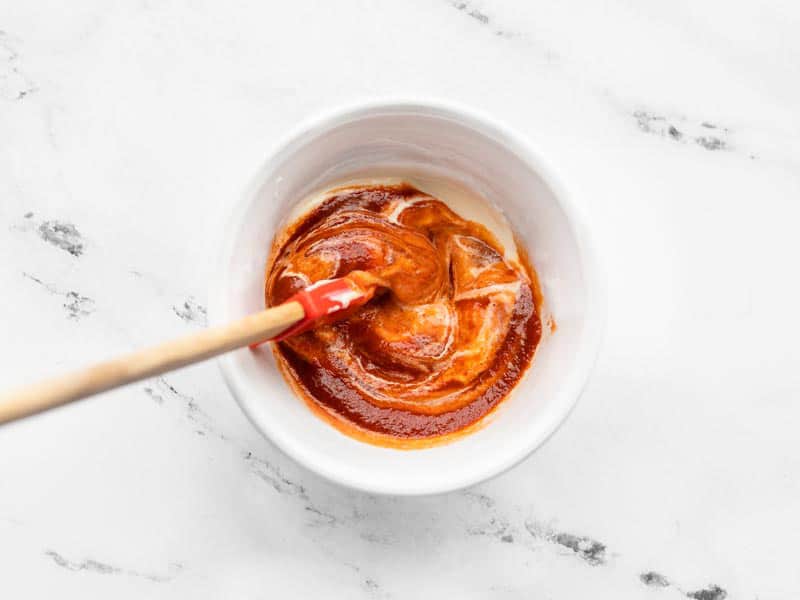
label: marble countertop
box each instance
[2,1,798,597]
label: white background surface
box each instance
[1,1,798,598]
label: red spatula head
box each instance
[270,276,377,342]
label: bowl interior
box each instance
[213,103,599,495]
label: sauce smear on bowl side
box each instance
[265,183,542,448]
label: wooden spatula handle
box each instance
[0,301,304,424]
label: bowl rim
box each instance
[209,97,606,496]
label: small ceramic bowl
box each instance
[210,99,604,495]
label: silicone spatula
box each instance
[0,277,374,424]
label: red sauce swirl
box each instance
[266,184,542,447]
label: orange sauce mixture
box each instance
[266,184,542,447]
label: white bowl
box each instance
[210,100,604,496]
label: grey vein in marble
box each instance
[358,531,394,545]
[285,468,734,599]
[237,436,735,598]
[142,384,165,405]
[551,532,607,565]
[364,578,380,591]
[143,378,317,503]
[305,505,338,527]
[451,1,489,25]
[449,1,515,39]
[63,291,95,319]
[237,443,736,598]
[243,450,309,500]
[640,571,670,587]
[44,550,182,583]
[0,31,36,101]
[11,214,85,258]
[239,452,400,545]
[38,221,85,257]
[143,377,220,437]
[22,273,95,320]
[637,569,728,600]
[172,296,207,326]
[342,561,391,599]
[522,518,608,566]
[634,111,730,152]
[460,490,496,508]
[686,585,727,600]
[45,550,121,575]
[362,576,392,600]
[467,516,514,543]
[466,490,610,563]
